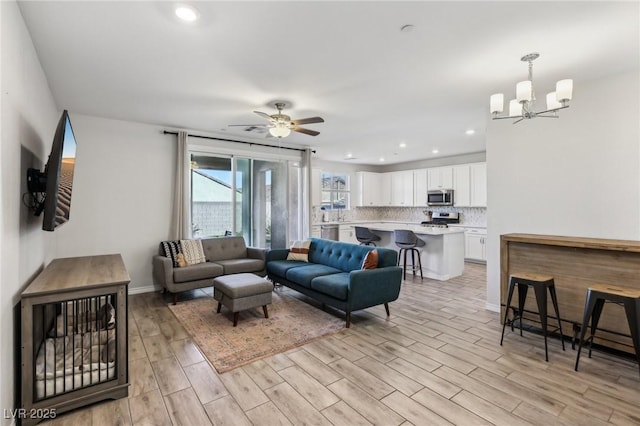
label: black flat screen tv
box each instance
[36,110,77,231]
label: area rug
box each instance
[168,289,345,373]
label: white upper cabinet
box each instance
[453,165,471,207]
[413,169,428,206]
[389,171,414,206]
[427,167,454,190]
[470,163,487,207]
[357,172,388,206]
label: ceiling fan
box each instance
[229,102,324,138]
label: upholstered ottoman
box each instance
[213,273,273,326]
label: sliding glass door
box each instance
[190,153,302,249]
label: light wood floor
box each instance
[43,263,640,425]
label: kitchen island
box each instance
[357,223,465,281]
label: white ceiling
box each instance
[18,1,639,165]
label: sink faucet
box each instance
[336,209,345,222]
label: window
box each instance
[321,172,350,210]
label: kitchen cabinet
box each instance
[427,167,453,190]
[356,172,389,206]
[465,228,487,261]
[390,170,414,206]
[453,165,471,207]
[311,168,322,207]
[470,163,487,207]
[339,225,358,243]
[413,169,428,206]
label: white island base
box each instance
[365,224,465,281]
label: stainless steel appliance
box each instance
[421,211,460,228]
[321,224,339,240]
[427,189,454,206]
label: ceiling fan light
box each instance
[269,126,291,138]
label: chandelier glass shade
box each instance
[490,53,573,124]
[269,125,291,138]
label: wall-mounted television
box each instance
[26,110,77,231]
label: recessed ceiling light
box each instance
[379,157,385,162]
[345,153,353,158]
[399,142,407,148]
[175,5,199,22]
[432,149,439,154]
[465,129,475,135]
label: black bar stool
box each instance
[394,229,424,280]
[355,226,381,246]
[574,284,640,375]
[500,273,565,361]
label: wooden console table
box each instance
[501,233,640,354]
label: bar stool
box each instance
[500,273,565,361]
[574,284,640,375]
[394,229,424,280]
[355,226,381,246]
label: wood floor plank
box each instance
[90,398,132,426]
[142,333,173,362]
[203,394,252,426]
[451,390,534,426]
[378,341,442,372]
[353,356,424,397]
[410,387,492,425]
[407,342,477,374]
[245,401,294,426]
[327,378,405,426]
[129,357,159,397]
[264,382,333,426]
[380,391,452,426]
[386,357,461,399]
[321,400,373,426]
[183,360,229,404]
[219,367,269,411]
[242,359,284,390]
[129,334,147,361]
[278,365,340,410]
[152,356,191,396]
[318,335,367,362]
[328,358,395,400]
[128,389,171,426]
[163,387,212,426]
[169,338,205,367]
[286,349,342,386]
[264,352,297,371]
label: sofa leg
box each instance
[233,312,239,327]
[384,303,390,317]
[216,302,222,313]
[346,312,351,328]
[173,293,177,305]
[263,305,269,319]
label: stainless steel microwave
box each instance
[427,189,454,206]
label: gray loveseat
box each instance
[266,238,403,327]
[152,236,266,304]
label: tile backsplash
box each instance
[313,206,486,227]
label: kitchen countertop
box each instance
[365,223,465,236]
[313,220,485,229]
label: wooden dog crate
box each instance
[20,254,129,425]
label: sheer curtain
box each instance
[170,130,190,240]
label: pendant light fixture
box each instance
[490,53,573,124]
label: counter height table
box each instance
[501,233,640,355]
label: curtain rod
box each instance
[163,130,315,154]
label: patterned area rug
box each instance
[168,288,345,373]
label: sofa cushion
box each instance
[180,239,206,265]
[215,258,265,275]
[202,236,247,261]
[161,240,182,267]
[362,249,378,269]
[267,260,308,278]
[308,239,373,272]
[310,273,350,301]
[285,264,342,288]
[173,262,224,283]
[287,240,311,262]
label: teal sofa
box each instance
[266,238,403,327]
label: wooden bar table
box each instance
[501,233,640,355]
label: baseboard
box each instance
[128,285,159,295]
[485,302,500,312]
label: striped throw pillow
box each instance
[287,240,311,262]
[161,240,182,267]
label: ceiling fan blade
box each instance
[291,116,324,125]
[254,111,274,121]
[228,124,269,127]
[293,127,320,136]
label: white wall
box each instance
[485,71,640,311]
[53,114,175,292]
[1,1,59,421]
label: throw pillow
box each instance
[362,249,378,269]
[161,240,182,267]
[287,240,311,262]
[180,239,206,265]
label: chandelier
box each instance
[490,53,573,124]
